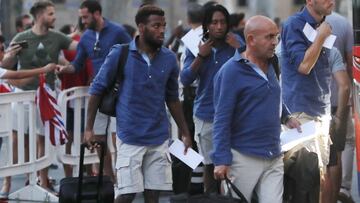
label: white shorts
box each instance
[115,139,172,195]
[110,117,116,134]
[194,116,213,165]
[93,111,110,135]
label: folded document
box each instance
[169,139,204,169]
[280,121,317,152]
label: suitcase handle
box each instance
[77,141,106,203]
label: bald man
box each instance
[211,15,301,202]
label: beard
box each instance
[45,20,55,29]
[144,28,163,49]
[87,18,97,30]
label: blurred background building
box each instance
[0,0,354,44]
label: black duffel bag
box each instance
[59,141,114,203]
[170,178,248,203]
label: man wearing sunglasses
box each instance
[57,0,132,183]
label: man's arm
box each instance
[1,44,22,69]
[298,22,332,74]
[333,70,351,120]
[56,64,76,74]
[68,40,78,51]
[345,51,353,79]
[3,63,56,79]
[83,94,101,149]
[180,41,213,86]
[166,99,192,152]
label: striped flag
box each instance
[36,74,68,146]
[0,81,13,93]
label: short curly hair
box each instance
[135,5,164,25]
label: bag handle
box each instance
[77,141,106,203]
[225,177,248,203]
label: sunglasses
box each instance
[93,40,101,56]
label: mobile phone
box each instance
[202,31,209,42]
[11,40,28,49]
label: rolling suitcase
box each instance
[59,141,114,203]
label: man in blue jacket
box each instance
[83,5,192,203]
[212,15,301,203]
[180,3,244,193]
[281,0,334,202]
[56,0,132,182]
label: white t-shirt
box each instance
[0,67,7,79]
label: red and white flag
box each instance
[36,74,68,146]
[0,82,13,93]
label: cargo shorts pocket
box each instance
[116,157,133,187]
[151,153,172,184]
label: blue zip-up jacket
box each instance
[211,51,290,166]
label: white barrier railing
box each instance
[0,91,58,202]
[56,86,116,177]
[57,86,96,177]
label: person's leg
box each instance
[115,193,136,203]
[37,135,50,189]
[339,111,355,200]
[110,117,117,181]
[193,116,217,193]
[144,190,160,203]
[321,143,340,203]
[326,151,342,203]
[63,132,73,177]
[63,108,74,177]
[93,112,115,182]
[1,130,19,195]
[115,139,146,199]
[229,150,264,202]
[142,141,172,202]
[256,155,284,203]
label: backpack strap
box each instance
[114,44,130,86]
[269,54,280,80]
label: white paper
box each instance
[302,22,337,49]
[169,139,204,170]
[180,26,203,56]
[280,121,317,152]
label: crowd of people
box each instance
[0,0,355,203]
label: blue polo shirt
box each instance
[72,19,131,75]
[281,7,331,117]
[211,51,290,166]
[89,39,180,146]
[180,42,240,121]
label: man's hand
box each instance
[198,39,213,58]
[1,44,22,68]
[83,129,99,150]
[317,22,332,40]
[214,165,230,180]
[285,117,302,133]
[55,64,75,74]
[43,63,57,73]
[226,32,241,49]
[5,44,22,58]
[181,133,193,154]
